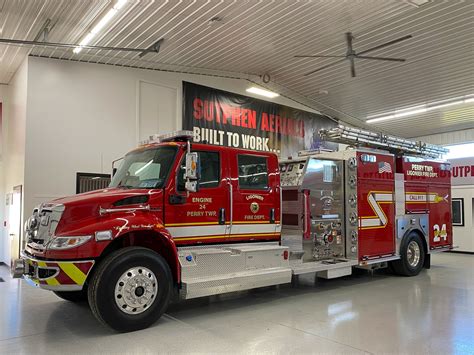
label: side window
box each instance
[238,155,268,190]
[177,151,220,191]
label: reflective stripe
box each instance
[45,277,60,286]
[168,224,277,238]
[59,263,87,285]
[175,232,280,242]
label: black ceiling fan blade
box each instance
[350,57,356,77]
[356,55,406,62]
[358,34,412,55]
[345,32,354,53]
[304,58,347,76]
[294,55,346,58]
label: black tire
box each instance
[392,232,425,276]
[88,247,172,332]
[54,289,88,302]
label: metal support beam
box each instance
[0,37,164,56]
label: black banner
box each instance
[182,82,337,157]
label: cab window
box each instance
[177,151,220,190]
[238,155,268,190]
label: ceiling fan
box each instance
[295,32,412,77]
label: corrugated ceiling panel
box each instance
[0,0,472,139]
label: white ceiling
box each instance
[0,0,473,138]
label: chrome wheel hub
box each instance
[114,266,157,315]
[407,241,421,267]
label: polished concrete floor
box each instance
[0,253,473,354]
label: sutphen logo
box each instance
[451,165,474,177]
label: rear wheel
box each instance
[54,289,88,302]
[88,247,172,332]
[392,232,425,276]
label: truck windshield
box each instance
[110,146,178,189]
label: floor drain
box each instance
[0,278,5,282]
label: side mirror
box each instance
[184,152,200,193]
[112,157,124,177]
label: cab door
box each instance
[164,147,230,244]
[228,152,280,242]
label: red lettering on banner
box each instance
[274,115,281,133]
[247,109,257,129]
[193,98,203,119]
[204,101,214,121]
[192,98,307,139]
[261,112,269,132]
[241,109,248,128]
[232,107,241,126]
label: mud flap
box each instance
[424,253,431,269]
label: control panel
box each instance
[280,160,307,187]
[311,218,344,260]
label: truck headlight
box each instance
[48,236,91,250]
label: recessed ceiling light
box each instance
[405,0,430,7]
[366,94,474,124]
[73,0,128,54]
[246,87,279,98]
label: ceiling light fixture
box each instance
[366,94,474,124]
[246,87,279,99]
[73,0,128,54]
[405,0,430,7]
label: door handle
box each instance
[169,194,186,205]
[219,208,225,225]
[270,208,275,224]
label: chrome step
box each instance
[178,243,292,299]
[181,267,292,299]
[290,258,358,276]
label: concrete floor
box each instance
[0,253,473,354]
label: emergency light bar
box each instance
[320,124,448,159]
[140,130,194,146]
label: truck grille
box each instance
[26,203,65,248]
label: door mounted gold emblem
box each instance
[250,202,259,214]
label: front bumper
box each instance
[11,252,95,291]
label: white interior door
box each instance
[137,81,177,143]
[7,185,22,263]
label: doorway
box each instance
[7,185,22,263]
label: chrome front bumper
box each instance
[11,252,95,291]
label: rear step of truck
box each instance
[178,243,292,299]
[178,243,359,299]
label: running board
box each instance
[181,267,292,299]
[178,243,292,299]
[291,259,358,278]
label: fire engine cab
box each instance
[12,125,452,332]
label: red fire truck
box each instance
[12,125,452,332]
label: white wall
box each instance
[415,129,474,145]
[24,56,321,219]
[0,84,6,263]
[452,186,474,252]
[0,59,28,264]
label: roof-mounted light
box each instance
[139,130,194,146]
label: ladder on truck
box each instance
[320,124,448,158]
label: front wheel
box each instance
[88,247,172,332]
[391,232,425,276]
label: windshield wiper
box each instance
[117,185,136,189]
